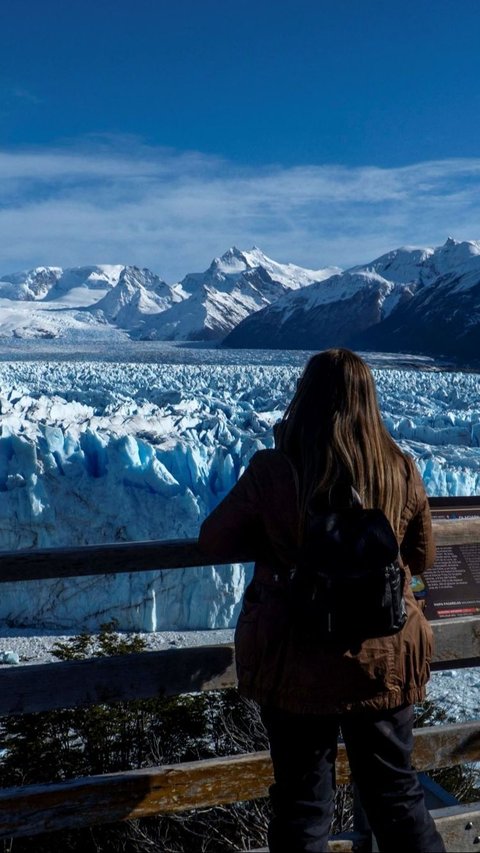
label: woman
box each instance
[199,348,445,853]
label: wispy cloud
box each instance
[10,88,43,105]
[0,86,43,119]
[1,138,480,281]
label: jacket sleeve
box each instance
[400,465,436,575]
[198,455,265,563]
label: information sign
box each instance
[420,497,480,620]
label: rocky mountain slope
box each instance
[223,238,480,360]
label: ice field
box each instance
[0,343,479,722]
[0,343,479,634]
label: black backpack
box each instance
[290,489,407,644]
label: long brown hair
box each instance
[275,348,408,533]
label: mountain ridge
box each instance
[2,239,480,361]
[0,248,338,343]
[223,238,480,361]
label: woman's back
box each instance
[199,444,435,714]
[198,348,445,852]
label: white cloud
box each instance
[1,140,480,281]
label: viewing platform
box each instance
[0,502,479,850]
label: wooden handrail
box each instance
[0,616,477,716]
[0,721,477,838]
[0,516,478,583]
[0,538,209,583]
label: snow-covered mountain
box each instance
[224,265,416,349]
[92,266,185,332]
[223,238,480,358]
[3,239,480,358]
[0,267,63,301]
[0,264,128,341]
[0,249,338,342]
[132,247,339,341]
[352,238,480,360]
[0,265,123,304]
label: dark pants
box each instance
[261,703,446,853]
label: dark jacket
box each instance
[199,449,435,715]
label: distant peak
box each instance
[445,236,459,246]
[221,246,243,259]
[208,247,250,273]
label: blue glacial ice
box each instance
[1,352,480,631]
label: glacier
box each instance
[0,343,480,632]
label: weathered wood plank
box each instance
[245,804,480,853]
[431,616,480,667]
[0,723,478,839]
[430,803,480,852]
[248,840,359,853]
[0,539,220,583]
[0,645,236,715]
[412,721,480,772]
[250,845,358,853]
[432,517,480,547]
[0,753,276,838]
[0,515,478,585]
[0,613,477,716]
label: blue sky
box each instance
[2,0,480,280]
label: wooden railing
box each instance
[0,513,479,851]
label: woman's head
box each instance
[276,348,406,528]
[280,348,384,447]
